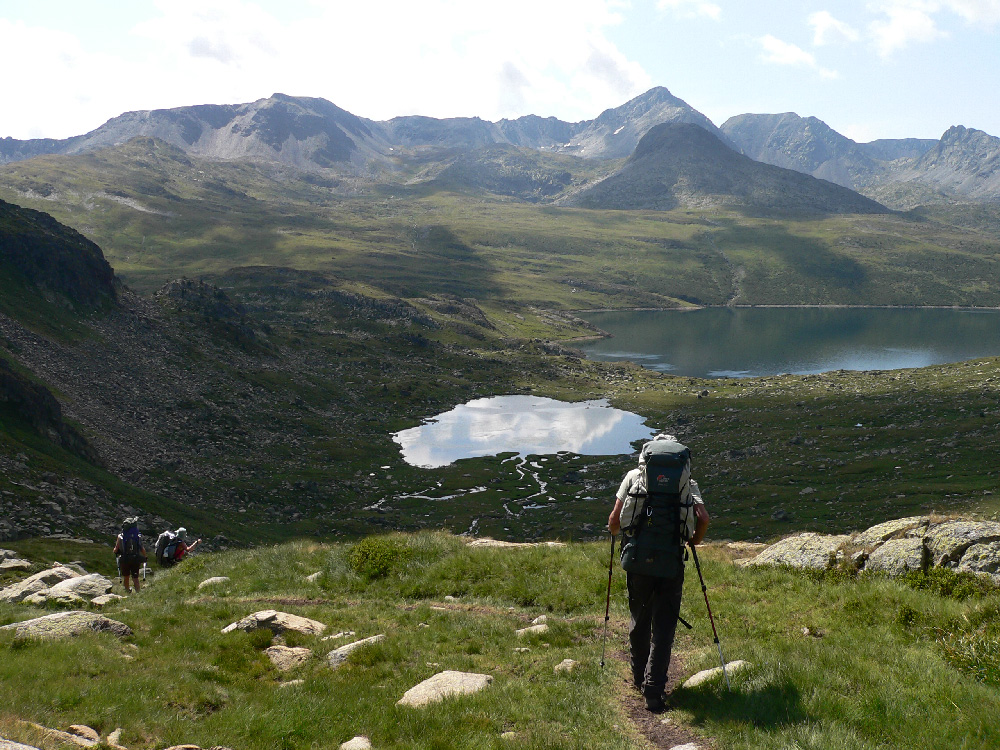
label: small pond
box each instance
[393,395,655,468]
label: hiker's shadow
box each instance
[672,680,811,729]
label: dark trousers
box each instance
[627,570,684,697]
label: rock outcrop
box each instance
[747,516,1000,582]
[0,565,80,603]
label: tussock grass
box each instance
[2,536,1000,749]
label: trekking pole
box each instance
[689,543,730,690]
[600,532,616,670]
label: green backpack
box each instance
[620,439,694,579]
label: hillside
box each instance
[1,534,999,749]
[565,122,890,215]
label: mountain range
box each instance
[3,87,1000,209]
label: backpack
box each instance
[620,439,695,579]
[155,530,179,567]
[120,518,144,563]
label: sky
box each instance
[1,0,999,144]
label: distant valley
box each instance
[2,86,1000,550]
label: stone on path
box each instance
[683,660,750,689]
[266,645,312,671]
[221,609,326,636]
[328,634,385,669]
[198,576,230,589]
[864,538,926,576]
[516,623,548,636]
[0,611,132,639]
[339,737,372,750]
[669,744,702,750]
[397,670,493,707]
[748,534,850,570]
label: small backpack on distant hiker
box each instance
[155,529,180,567]
[120,517,145,564]
[620,438,696,579]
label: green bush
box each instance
[900,567,999,600]
[348,535,412,579]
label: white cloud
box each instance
[868,0,947,57]
[757,35,841,80]
[759,35,817,66]
[944,0,1000,23]
[809,10,861,45]
[0,0,653,139]
[656,0,722,21]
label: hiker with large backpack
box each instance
[155,527,201,567]
[608,434,710,712]
[114,517,148,594]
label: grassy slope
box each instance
[1,536,998,750]
[3,144,1000,308]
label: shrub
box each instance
[900,567,999,600]
[348,535,412,579]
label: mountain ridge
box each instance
[565,122,890,215]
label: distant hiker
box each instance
[155,527,201,567]
[114,516,148,594]
[608,433,710,712]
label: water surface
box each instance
[576,307,1000,378]
[393,395,655,468]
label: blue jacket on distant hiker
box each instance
[608,434,710,712]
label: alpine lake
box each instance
[385,306,1000,542]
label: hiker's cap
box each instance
[176,527,187,538]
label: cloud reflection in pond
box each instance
[394,395,655,469]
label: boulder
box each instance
[328,634,385,669]
[221,610,326,636]
[91,594,125,607]
[67,726,100,743]
[924,521,1000,567]
[0,611,132,639]
[265,645,312,671]
[957,541,1000,581]
[682,660,750,689]
[339,738,372,750]
[0,559,31,571]
[0,739,42,750]
[516,624,548,636]
[45,573,113,599]
[397,670,493,707]
[748,533,850,570]
[198,576,230,589]
[0,549,18,560]
[0,566,79,603]
[864,538,926,576]
[306,572,322,582]
[554,659,577,673]
[853,516,931,547]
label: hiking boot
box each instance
[644,692,669,712]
